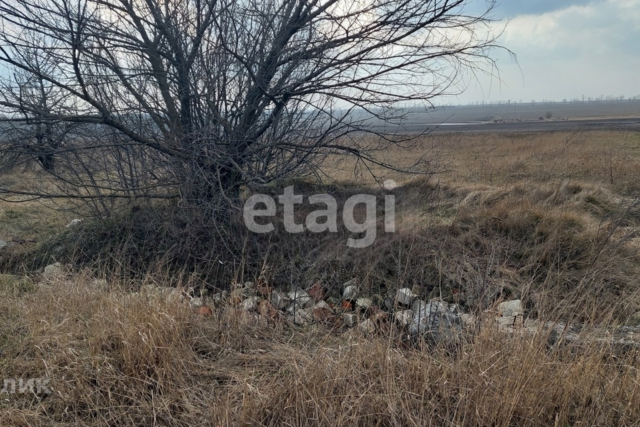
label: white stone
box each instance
[241,296,260,311]
[395,309,414,326]
[342,312,357,327]
[66,219,82,228]
[498,300,523,318]
[314,300,333,312]
[496,312,524,331]
[497,316,515,329]
[286,301,306,313]
[460,313,476,327]
[292,308,313,325]
[271,291,291,310]
[383,179,397,190]
[396,288,417,306]
[288,289,312,307]
[271,290,291,310]
[190,297,204,308]
[409,300,461,338]
[411,299,427,313]
[356,297,372,310]
[342,278,358,290]
[342,285,358,300]
[359,319,376,333]
[43,263,63,280]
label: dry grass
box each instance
[325,130,640,194]
[2,130,640,425]
[2,276,640,426]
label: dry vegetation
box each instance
[326,130,640,192]
[2,130,640,426]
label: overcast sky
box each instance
[449,0,640,104]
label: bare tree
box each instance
[0,0,505,218]
[0,45,77,173]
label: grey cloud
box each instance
[464,0,600,19]
[494,0,596,17]
[450,0,640,103]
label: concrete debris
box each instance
[396,288,417,306]
[394,309,414,326]
[66,219,82,228]
[409,300,461,339]
[411,299,427,313]
[271,290,291,310]
[460,313,476,327]
[355,297,372,310]
[497,316,516,329]
[495,300,525,331]
[314,300,333,312]
[342,278,358,290]
[342,285,358,301]
[43,263,64,280]
[359,318,376,333]
[105,279,640,350]
[190,297,204,308]
[241,296,260,311]
[342,312,357,328]
[288,289,312,307]
[448,303,461,314]
[498,300,523,318]
[292,308,313,325]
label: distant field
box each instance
[324,130,640,191]
[359,99,640,134]
[406,99,640,123]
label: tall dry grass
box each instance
[2,275,640,426]
[325,130,640,193]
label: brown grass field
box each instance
[2,130,640,426]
